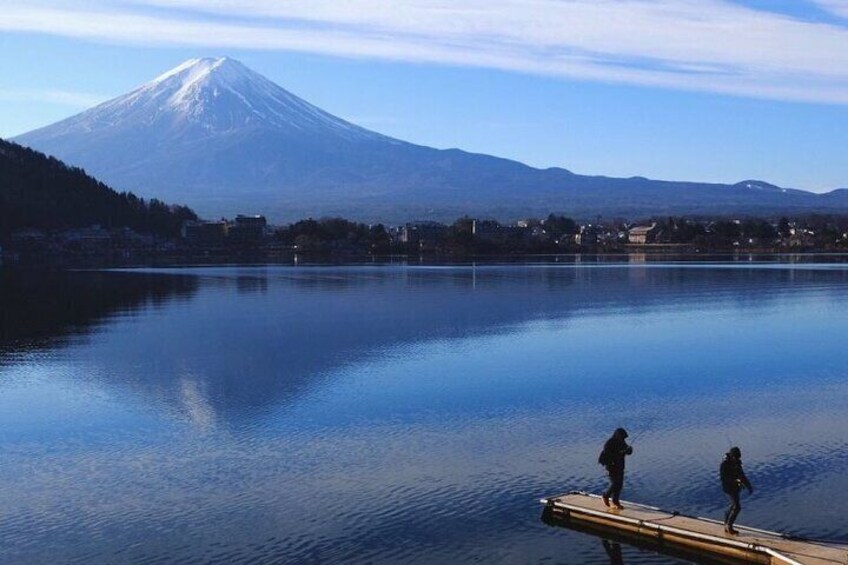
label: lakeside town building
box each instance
[182,215,268,245]
[627,223,657,245]
[400,221,448,246]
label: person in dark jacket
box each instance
[599,427,633,509]
[720,446,753,535]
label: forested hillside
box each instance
[0,139,196,240]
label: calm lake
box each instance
[2,259,848,564]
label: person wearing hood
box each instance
[720,446,753,535]
[598,427,633,509]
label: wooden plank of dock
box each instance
[541,491,848,565]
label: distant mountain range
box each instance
[14,57,848,222]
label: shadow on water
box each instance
[541,507,742,565]
[0,269,198,356]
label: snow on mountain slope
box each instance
[29,57,384,140]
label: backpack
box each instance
[598,447,611,466]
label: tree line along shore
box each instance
[3,213,848,267]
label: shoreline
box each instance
[4,248,848,271]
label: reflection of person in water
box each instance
[598,427,633,509]
[720,446,753,535]
[602,539,624,565]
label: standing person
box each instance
[720,446,753,535]
[598,427,633,509]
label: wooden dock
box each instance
[541,491,848,565]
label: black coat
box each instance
[720,455,752,494]
[601,436,633,472]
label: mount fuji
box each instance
[14,57,848,222]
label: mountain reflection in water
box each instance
[0,269,198,353]
[1,263,847,564]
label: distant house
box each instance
[110,227,155,248]
[472,219,523,242]
[60,225,112,253]
[575,225,600,246]
[789,228,816,248]
[627,223,657,245]
[400,221,447,245]
[182,220,228,245]
[228,214,267,243]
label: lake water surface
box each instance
[2,260,848,564]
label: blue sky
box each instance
[1,0,847,191]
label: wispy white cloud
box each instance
[0,87,106,107]
[3,0,848,104]
[812,0,848,19]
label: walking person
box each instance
[720,446,753,535]
[598,427,633,509]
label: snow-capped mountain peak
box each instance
[150,56,233,85]
[147,57,267,111]
[35,57,383,140]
